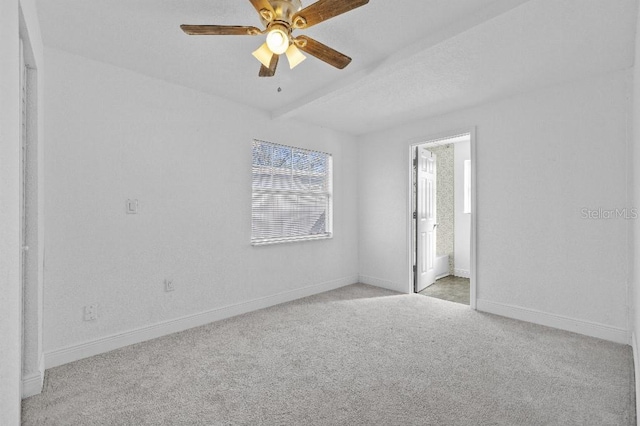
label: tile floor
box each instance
[419,275,470,305]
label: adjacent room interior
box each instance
[413,134,473,306]
[3,0,640,424]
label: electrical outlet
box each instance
[84,304,98,321]
[126,199,138,214]
[164,279,175,292]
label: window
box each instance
[251,140,332,245]
[463,160,471,214]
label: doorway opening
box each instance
[411,132,476,307]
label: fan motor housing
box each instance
[262,0,302,26]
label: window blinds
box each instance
[252,140,332,245]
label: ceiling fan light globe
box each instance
[252,43,274,68]
[266,28,289,55]
[285,44,306,69]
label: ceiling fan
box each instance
[180,0,369,77]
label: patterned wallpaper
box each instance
[426,144,454,274]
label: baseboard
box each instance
[632,333,639,425]
[453,269,470,278]
[476,299,630,344]
[45,275,358,369]
[358,275,405,293]
[22,370,43,399]
[435,273,450,280]
[21,353,45,398]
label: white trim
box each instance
[22,352,44,398]
[21,366,43,399]
[359,275,405,293]
[406,127,478,309]
[435,273,450,281]
[252,233,332,246]
[45,275,358,369]
[632,333,639,424]
[453,269,470,278]
[477,299,631,344]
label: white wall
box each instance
[0,0,22,422]
[454,141,470,277]
[358,69,632,343]
[631,0,640,417]
[1,0,44,421]
[43,48,359,361]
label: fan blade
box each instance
[180,25,262,36]
[295,36,351,69]
[259,54,279,77]
[292,0,369,29]
[249,0,275,21]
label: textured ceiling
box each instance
[37,0,638,135]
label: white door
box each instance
[416,148,437,292]
[19,38,27,390]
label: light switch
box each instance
[126,199,138,214]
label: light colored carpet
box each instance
[23,284,634,425]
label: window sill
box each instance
[251,234,332,246]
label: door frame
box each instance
[407,127,478,309]
[19,7,45,398]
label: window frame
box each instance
[251,139,333,246]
